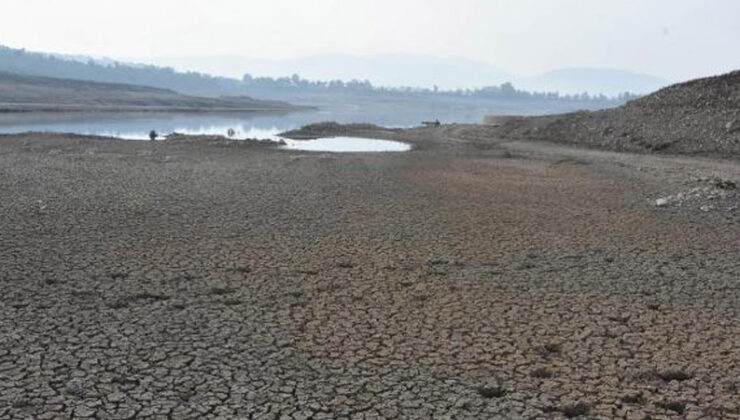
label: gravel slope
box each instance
[1,129,739,419]
[487,70,740,156]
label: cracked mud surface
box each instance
[1,129,739,419]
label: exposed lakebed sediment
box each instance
[1,127,739,419]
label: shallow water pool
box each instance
[281,136,411,152]
[0,112,412,152]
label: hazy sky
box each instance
[1,0,739,81]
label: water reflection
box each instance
[281,137,410,152]
[0,112,293,140]
[0,100,498,140]
[0,96,615,141]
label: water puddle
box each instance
[280,136,410,152]
[0,112,411,152]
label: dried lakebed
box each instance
[1,127,739,419]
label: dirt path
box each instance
[1,130,738,419]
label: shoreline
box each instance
[0,103,315,113]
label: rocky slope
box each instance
[489,70,740,155]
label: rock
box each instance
[65,381,85,396]
[655,198,669,207]
[712,178,737,190]
[108,392,126,403]
[74,406,96,417]
[700,204,713,212]
[726,119,738,132]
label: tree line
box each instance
[242,73,638,102]
[0,45,243,96]
[0,44,638,103]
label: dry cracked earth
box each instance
[1,127,739,419]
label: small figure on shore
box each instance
[149,130,158,141]
[227,128,236,138]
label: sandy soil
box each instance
[1,127,739,419]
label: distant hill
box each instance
[148,54,514,90]
[0,71,296,112]
[517,68,670,96]
[0,44,639,116]
[0,45,249,97]
[150,54,669,95]
[490,70,740,155]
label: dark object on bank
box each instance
[149,130,158,141]
[422,119,441,127]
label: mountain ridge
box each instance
[148,53,669,95]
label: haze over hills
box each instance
[518,68,670,96]
[5,43,667,96]
[0,44,637,115]
[146,54,514,91]
[0,44,246,97]
[146,54,670,95]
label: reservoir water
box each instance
[0,100,547,151]
[0,96,613,144]
[0,94,511,137]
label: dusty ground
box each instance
[1,126,739,419]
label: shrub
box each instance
[532,367,554,378]
[657,369,692,382]
[537,343,563,358]
[476,386,506,399]
[562,402,591,418]
[656,400,686,414]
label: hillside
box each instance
[0,44,247,97]
[151,54,668,95]
[151,54,513,90]
[517,68,669,96]
[0,72,297,112]
[2,45,645,100]
[489,70,740,155]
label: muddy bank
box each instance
[1,129,739,419]
[280,121,402,139]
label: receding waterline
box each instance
[281,137,411,152]
[0,113,412,152]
